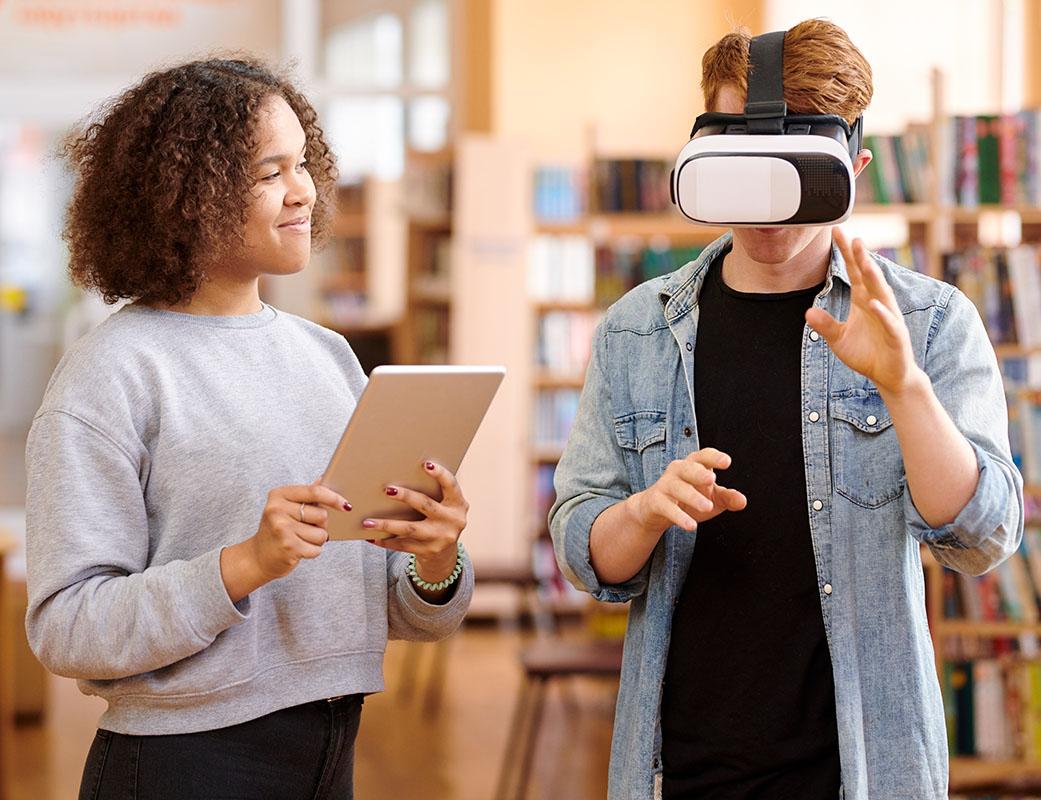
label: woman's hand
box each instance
[220,479,351,603]
[362,461,468,585]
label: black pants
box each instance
[78,695,364,800]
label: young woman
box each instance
[25,57,473,800]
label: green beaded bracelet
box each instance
[407,541,467,592]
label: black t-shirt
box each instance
[660,252,841,799]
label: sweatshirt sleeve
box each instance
[25,410,250,680]
[385,549,473,641]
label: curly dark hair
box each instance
[61,55,339,306]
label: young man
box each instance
[549,19,1023,800]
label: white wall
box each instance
[764,1,1006,131]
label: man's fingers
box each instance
[668,479,714,514]
[856,244,902,315]
[804,307,843,344]
[867,298,904,344]
[687,447,732,471]
[715,485,748,511]
[833,227,863,286]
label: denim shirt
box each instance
[549,233,1024,800]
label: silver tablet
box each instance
[322,365,506,540]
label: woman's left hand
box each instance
[362,461,468,583]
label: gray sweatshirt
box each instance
[24,303,473,735]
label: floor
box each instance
[8,625,616,800]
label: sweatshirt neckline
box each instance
[124,302,278,329]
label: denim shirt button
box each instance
[824,583,833,595]
[809,329,820,341]
[866,414,878,426]
[683,426,693,437]
[812,499,824,512]
[685,342,693,351]
[808,411,820,423]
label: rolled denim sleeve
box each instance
[548,321,649,602]
[904,287,1024,575]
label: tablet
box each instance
[322,365,506,540]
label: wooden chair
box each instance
[398,559,541,718]
[495,638,624,800]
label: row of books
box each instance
[855,128,931,204]
[403,159,452,219]
[942,245,1041,350]
[533,388,581,450]
[591,159,672,213]
[533,463,557,538]
[409,306,449,365]
[413,234,452,280]
[941,112,1041,208]
[874,242,927,273]
[533,166,586,223]
[536,310,598,375]
[532,535,587,606]
[943,530,1041,624]
[943,658,1041,761]
[529,235,596,303]
[1009,388,1041,485]
[595,243,705,308]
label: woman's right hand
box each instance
[221,480,351,602]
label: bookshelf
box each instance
[454,65,1041,769]
[305,180,399,373]
[524,68,1041,790]
[396,149,455,365]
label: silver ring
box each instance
[299,502,307,523]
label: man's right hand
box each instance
[627,447,747,538]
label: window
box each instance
[323,0,452,181]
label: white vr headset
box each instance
[670,29,864,227]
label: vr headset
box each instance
[670,29,863,227]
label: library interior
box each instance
[2,1,1041,798]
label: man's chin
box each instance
[734,228,802,262]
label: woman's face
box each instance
[230,94,317,278]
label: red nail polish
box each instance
[343,502,353,511]
[385,487,398,496]
[365,539,375,544]
[425,462,435,471]
[362,519,377,528]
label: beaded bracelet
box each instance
[407,541,467,592]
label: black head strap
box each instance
[744,30,787,134]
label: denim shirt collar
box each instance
[657,231,852,321]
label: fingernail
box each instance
[343,502,353,512]
[424,462,435,471]
[362,519,377,529]
[385,487,398,496]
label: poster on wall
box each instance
[0,0,281,80]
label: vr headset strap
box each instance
[745,30,786,134]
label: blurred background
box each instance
[2,1,1041,798]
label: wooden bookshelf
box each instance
[396,149,454,365]
[950,757,1041,792]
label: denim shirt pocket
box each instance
[613,410,668,491]
[829,388,905,509]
